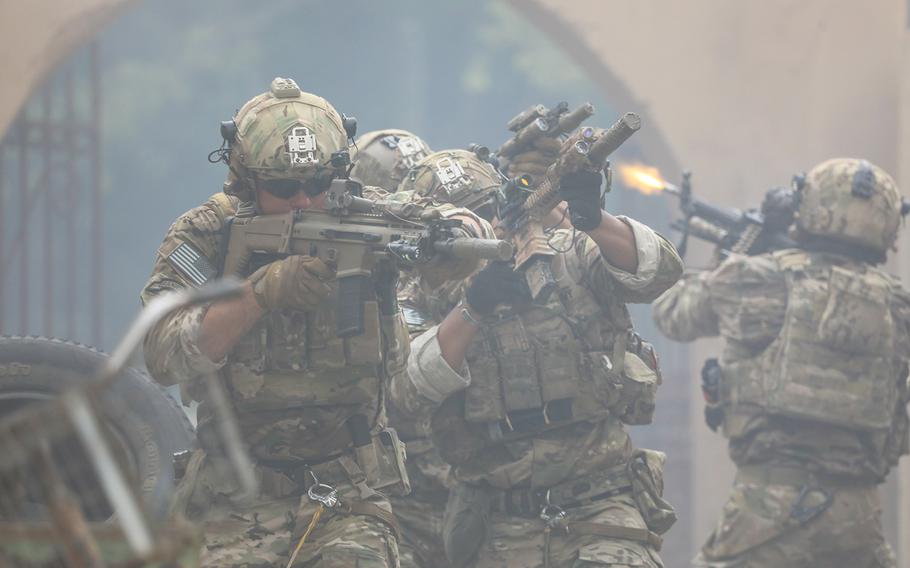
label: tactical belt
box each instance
[258,454,402,540]
[488,462,632,516]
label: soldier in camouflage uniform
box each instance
[653,158,910,567]
[391,135,684,568]
[388,147,506,568]
[141,78,490,567]
[350,129,433,191]
[347,140,474,568]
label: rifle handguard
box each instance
[586,112,641,165]
[521,112,641,217]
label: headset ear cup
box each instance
[342,114,358,139]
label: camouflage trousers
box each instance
[444,484,663,568]
[389,493,449,568]
[172,450,400,567]
[694,471,895,568]
[388,442,452,568]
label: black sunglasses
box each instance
[257,174,332,199]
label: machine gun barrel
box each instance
[660,173,797,257]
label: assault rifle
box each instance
[224,179,513,337]
[496,101,595,160]
[498,112,642,301]
[661,171,798,259]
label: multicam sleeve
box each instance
[704,254,786,347]
[390,256,475,422]
[568,216,684,304]
[388,324,471,421]
[140,197,231,387]
[652,272,719,342]
[653,254,787,344]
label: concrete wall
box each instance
[0,0,134,135]
[509,0,909,563]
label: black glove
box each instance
[559,170,604,231]
[464,261,531,316]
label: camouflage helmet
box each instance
[398,149,504,220]
[350,129,432,190]
[224,77,349,201]
[796,158,902,254]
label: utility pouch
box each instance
[701,358,725,432]
[628,449,677,535]
[617,352,659,425]
[356,427,411,497]
[443,482,491,567]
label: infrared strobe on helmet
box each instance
[795,158,902,259]
[350,129,432,190]
[398,149,504,221]
[221,77,350,202]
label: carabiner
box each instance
[306,471,339,508]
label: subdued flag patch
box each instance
[166,242,217,286]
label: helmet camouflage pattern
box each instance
[225,77,349,201]
[398,149,504,219]
[350,129,432,190]
[796,157,902,254]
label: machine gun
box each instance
[223,178,513,337]
[660,171,798,260]
[496,101,596,160]
[498,112,641,301]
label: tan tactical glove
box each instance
[248,255,334,311]
[505,137,562,182]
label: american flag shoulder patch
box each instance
[166,242,217,286]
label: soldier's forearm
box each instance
[585,212,639,273]
[437,304,481,370]
[198,281,265,362]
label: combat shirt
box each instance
[141,190,488,464]
[391,217,683,489]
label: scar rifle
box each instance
[223,179,513,337]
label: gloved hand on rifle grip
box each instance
[505,137,562,182]
[465,261,531,316]
[559,170,604,231]
[248,255,334,311]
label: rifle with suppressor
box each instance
[223,178,513,337]
[662,171,798,259]
[498,112,642,302]
[496,101,595,160]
